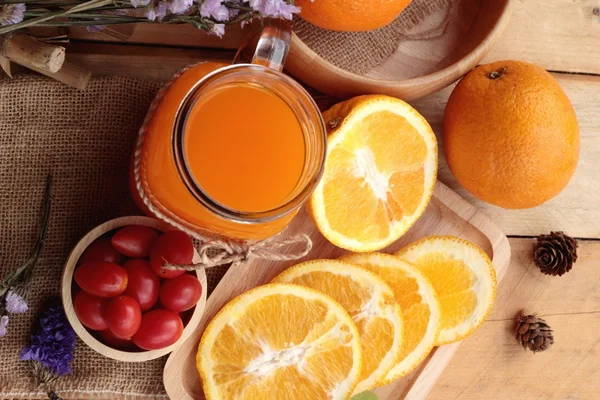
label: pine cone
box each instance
[533,231,578,276]
[515,311,554,353]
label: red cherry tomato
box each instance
[73,291,108,331]
[74,261,128,298]
[132,309,183,350]
[78,236,124,266]
[123,259,160,311]
[104,296,142,339]
[150,231,194,279]
[111,225,159,258]
[97,329,136,351]
[160,274,202,312]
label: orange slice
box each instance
[197,284,362,400]
[272,260,404,393]
[396,236,497,344]
[342,253,440,383]
[309,95,438,252]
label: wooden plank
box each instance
[428,238,600,400]
[483,0,600,74]
[50,0,600,75]
[411,72,600,239]
[66,42,234,80]
[30,23,247,50]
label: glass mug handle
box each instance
[233,18,292,72]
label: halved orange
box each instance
[309,95,438,252]
[272,260,404,393]
[396,236,497,344]
[341,252,441,383]
[197,284,362,400]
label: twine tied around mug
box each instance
[163,233,313,271]
[132,65,313,271]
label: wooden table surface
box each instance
[25,1,600,399]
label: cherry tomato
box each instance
[160,274,202,312]
[150,231,194,279]
[111,225,159,258]
[105,296,142,339]
[75,261,128,298]
[78,236,124,266]
[132,309,183,350]
[97,329,136,351]
[123,259,160,311]
[73,291,108,331]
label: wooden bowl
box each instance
[286,0,512,100]
[61,216,207,362]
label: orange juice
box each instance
[132,62,326,240]
[183,83,305,213]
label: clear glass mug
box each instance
[131,19,327,240]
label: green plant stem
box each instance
[223,11,258,26]
[24,2,95,9]
[23,3,135,11]
[0,0,113,34]
[223,2,253,12]
[24,11,143,19]
[0,0,62,3]
[91,4,135,10]
[33,18,143,25]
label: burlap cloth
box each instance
[293,0,452,75]
[0,74,229,399]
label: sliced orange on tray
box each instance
[309,95,438,252]
[197,283,362,400]
[272,260,404,394]
[396,236,497,344]
[342,252,441,383]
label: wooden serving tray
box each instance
[163,182,511,400]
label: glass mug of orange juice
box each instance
[131,19,327,240]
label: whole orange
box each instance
[296,0,412,32]
[443,60,579,209]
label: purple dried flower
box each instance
[227,0,241,18]
[0,3,26,26]
[86,25,106,32]
[145,6,157,21]
[248,0,299,19]
[169,0,194,14]
[156,1,169,19]
[146,1,168,21]
[211,23,225,37]
[200,0,229,21]
[20,305,76,377]
[6,290,28,314]
[0,315,8,337]
[114,8,130,16]
[130,0,151,7]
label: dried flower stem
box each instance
[0,174,52,296]
[29,360,63,399]
[0,0,113,34]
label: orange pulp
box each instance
[132,62,308,239]
[184,83,305,213]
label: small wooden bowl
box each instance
[286,0,512,100]
[61,216,207,362]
